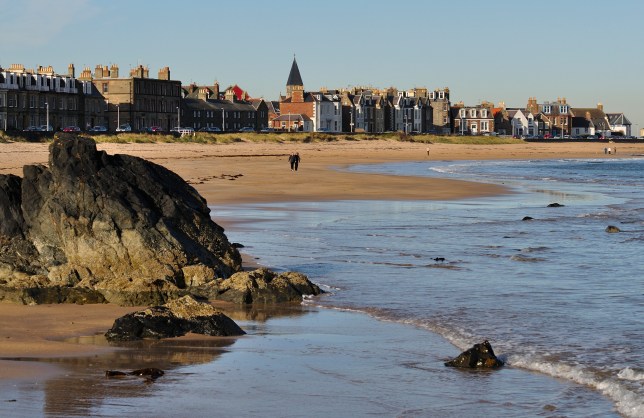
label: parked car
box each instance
[23,126,42,132]
[238,127,255,132]
[260,127,275,133]
[62,126,81,133]
[172,127,194,136]
[116,124,132,132]
[88,126,108,132]
[198,126,222,132]
[39,125,53,132]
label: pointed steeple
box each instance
[286,56,303,87]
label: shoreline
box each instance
[2,139,644,379]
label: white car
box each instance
[116,124,132,132]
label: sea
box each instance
[1,157,642,417]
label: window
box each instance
[460,109,466,118]
[481,109,487,118]
[438,91,445,99]
[470,109,477,118]
[559,105,568,113]
[102,83,108,93]
[543,105,551,114]
[29,96,36,108]
[481,121,489,131]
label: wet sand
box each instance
[1,138,643,377]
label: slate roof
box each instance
[286,57,303,86]
[272,113,311,122]
[606,113,631,126]
[570,108,610,130]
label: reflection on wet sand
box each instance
[0,304,312,417]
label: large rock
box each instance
[444,340,504,369]
[104,295,245,341]
[193,268,323,304]
[0,136,241,305]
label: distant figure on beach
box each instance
[604,147,608,154]
[288,153,295,170]
[614,147,617,154]
[607,147,612,155]
[288,152,301,171]
[426,147,430,156]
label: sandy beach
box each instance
[1,138,643,378]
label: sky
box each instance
[2,0,643,134]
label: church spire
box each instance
[286,56,304,98]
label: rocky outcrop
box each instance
[104,295,245,341]
[547,203,565,207]
[445,340,504,369]
[605,225,621,233]
[0,136,241,305]
[192,268,323,304]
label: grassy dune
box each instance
[1,130,525,145]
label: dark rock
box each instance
[445,340,504,369]
[105,368,164,381]
[232,242,245,248]
[547,203,565,207]
[130,368,165,379]
[193,268,323,304]
[605,225,621,233]
[522,216,534,221]
[104,295,245,341]
[0,137,242,305]
[105,370,127,378]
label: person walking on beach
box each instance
[292,152,301,171]
[288,153,295,170]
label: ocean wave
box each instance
[618,367,644,382]
[510,356,644,418]
[510,254,546,262]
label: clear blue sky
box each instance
[2,0,643,133]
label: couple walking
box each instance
[288,152,301,171]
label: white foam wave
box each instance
[618,367,644,381]
[510,355,644,418]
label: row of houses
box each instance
[0,59,633,137]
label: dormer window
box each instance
[543,105,551,114]
[429,91,435,99]
[460,109,466,118]
[470,109,477,118]
[438,91,445,99]
[481,109,487,118]
[559,105,568,113]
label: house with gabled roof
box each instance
[182,81,264,131]
[450,101,495,135]
[527,97,572,137]
[606,112,632,136]
[494,105,536,137]
[570,104,611,138]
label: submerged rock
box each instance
[104,295,245,341]
[547,203,565,207]
[445,340,504,369]
[605,225,621,233]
